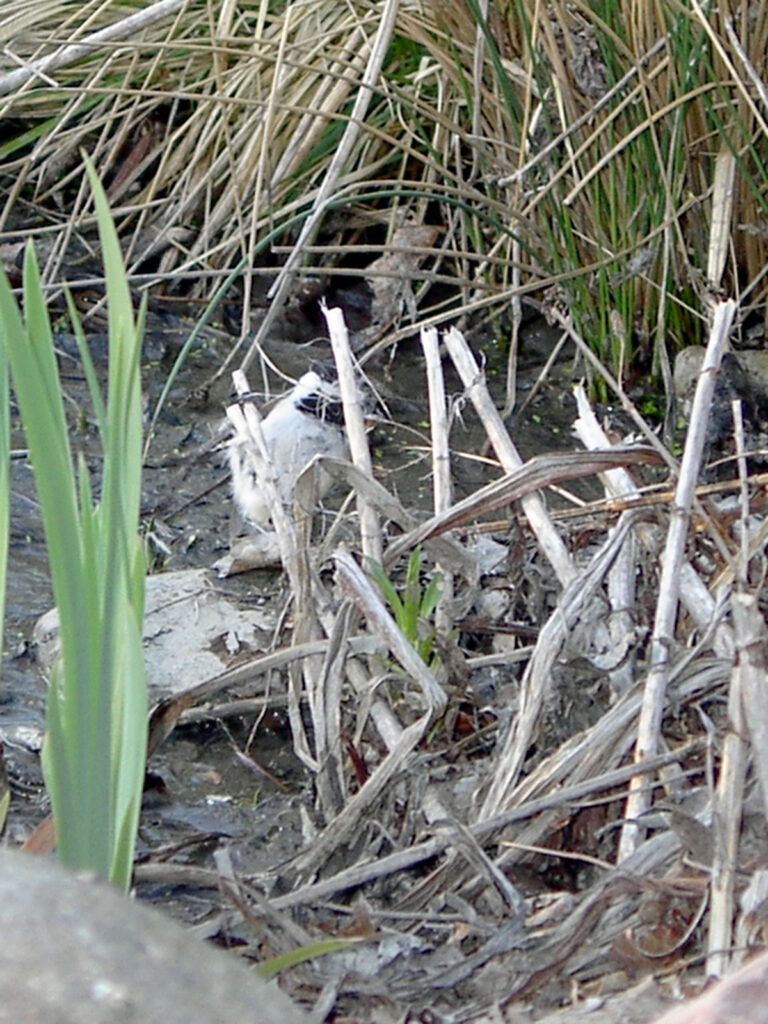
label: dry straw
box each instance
[1,2,766,381]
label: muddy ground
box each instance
[0,276,740,1023]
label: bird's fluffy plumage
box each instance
[228,369,347,529]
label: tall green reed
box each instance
[0,159,146,888]
[454,0,768,383]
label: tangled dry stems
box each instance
[127,305,767,1020]
[1,1,767,383]
[3,1,768,1017]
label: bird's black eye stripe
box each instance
[296,393,345,425]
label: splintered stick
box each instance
[618,298,737,862]
[322,302,382,564]
[421,326,455,635]
[442,326,575,586]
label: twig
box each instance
[618,299,737,861]
[0,0,188,97]
[442,326,575,586]
[420,326,454,634]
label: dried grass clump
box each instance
[131,297,768,1020]
[500,0,768,384]
[1,1,767,378]
[0,0,405,295]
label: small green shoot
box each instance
[367,547,442,671]
[256,936,362,981]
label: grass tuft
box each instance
[0,159,146,888]
[1,2,767,384]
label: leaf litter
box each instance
[124,302,768,1022]
[5,253,768,1024]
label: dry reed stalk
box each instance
[258,742,700,912]
[732,593,768,824]
[420,326,454,635]
[145,632,389,754]
[705,398,749,976]
[707,612,747,978]
[706,399,749,976]
[570,385,643,696]
[0,0,188,97]
[291,459,354,816]
[564,312,739,616]
[442,325,574,586]
[618,298,737,862]
[478,508,642,822]
[602,510,639,694]
[308,599,351,816]
[412,324,460,877]
[318,303,416,808]
[385,445,663,566]
[708,148,736,289]
[227,372,324,777]
[324,303,381,563]
[548,308,677,467]
[287,676,438,878]
[576,383,736,663]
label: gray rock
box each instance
[32,568,276,698]
[0,849,308,1024]
[673,346,768,477]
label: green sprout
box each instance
[368,546,442,671]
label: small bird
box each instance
[228,364,348,530]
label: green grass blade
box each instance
[366,557,405,624]
[2,165,147,886]
[65,288,107,433]
[256,937,361,981]
[85,157,148,883]
[3,252,103,871]
[420,573,442,621]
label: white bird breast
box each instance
[229,375,347,529]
